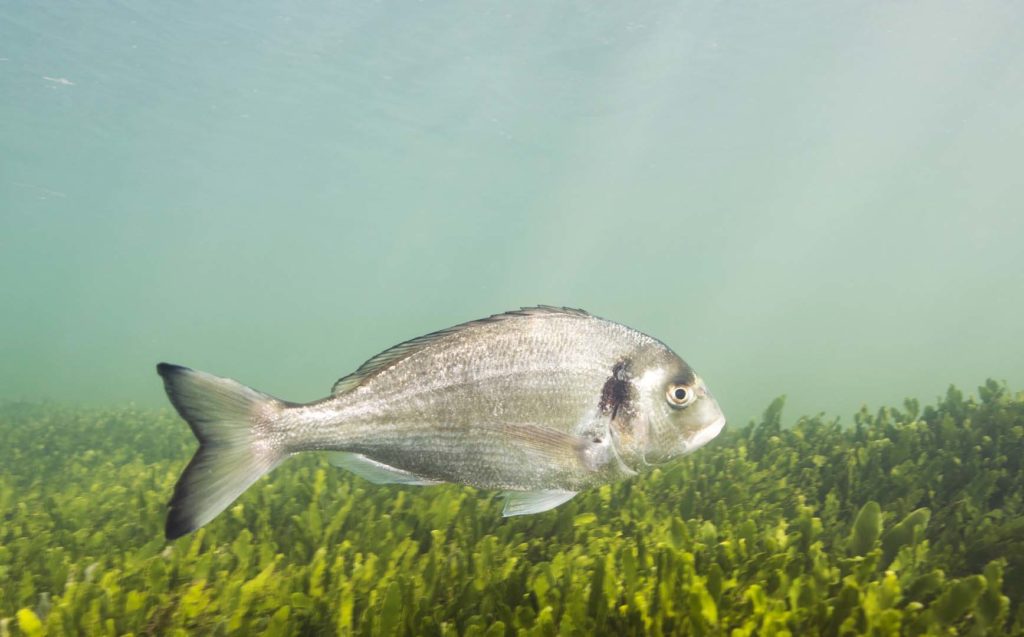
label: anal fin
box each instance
[502,489,577,516]
[327,452,439,486]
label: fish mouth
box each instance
[684,413,726,454]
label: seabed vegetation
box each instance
[1,381,1022,635]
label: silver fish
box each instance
[158,306,725,539]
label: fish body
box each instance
[158,307,725,539]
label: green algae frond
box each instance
[1,380,1022,635]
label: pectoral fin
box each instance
[327,452,439,486]
[496,423,595,463]
[502,489,577,516]
[496,422,625,476]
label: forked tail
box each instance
[157,363,290,539]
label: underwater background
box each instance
[2,1,1024,635]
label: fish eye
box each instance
[666,384,695,408]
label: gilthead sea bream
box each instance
[158,306,726,538]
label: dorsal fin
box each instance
[331,306,592,395]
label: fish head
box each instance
[608,348,726,469]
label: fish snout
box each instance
[683,389,726,454]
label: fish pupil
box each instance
[674,388,687,401]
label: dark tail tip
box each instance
[165,474,202,540]
[166,518,192,540]
[157,362,190,378]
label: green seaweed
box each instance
[1,381,1022,635]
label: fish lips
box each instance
[675,392,726,457]
[684,413,726,454]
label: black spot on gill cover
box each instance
[599,359,635,421]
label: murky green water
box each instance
[2,1,1022,423]
[2,2,1024,634]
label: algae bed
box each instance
[1,381,1022,635]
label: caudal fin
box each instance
[157,363,290,539]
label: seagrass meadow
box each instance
[0,381,1021,636]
